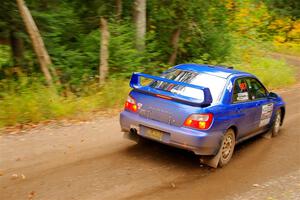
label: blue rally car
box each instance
[119,64,285,168]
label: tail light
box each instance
[184,113,213,130]
[125,96,138,112]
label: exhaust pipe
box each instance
[130,128,138,135]
[123,127,140,142]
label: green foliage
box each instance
[148,0,231,64]
[0,1,22,36]
[108,21,143,77]
[0,45,12,69]
[0,0,298,128]
[0,77,130,128]
[109,21,165,77]
[31,3,94,87]
[265,0,300,18]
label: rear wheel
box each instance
[199,129,236,168]
[218,129,236,167]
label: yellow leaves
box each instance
[231,1,271,38]
[270,18,300,44]
[293,21,300,30]
[237,8,249,18]
[271,19,285,28]
[225,0,235,10]
[274,36,286,43]
[288,20,300,39]
[269,18,292,32]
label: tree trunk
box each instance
[9,29,24,67]
[99,17,110,85]
[116,0,122,20]
[168,28,181,65]
[134,0,146,51]
[16,0,54,86]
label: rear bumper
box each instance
[120,111,223,155]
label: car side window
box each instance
[232,78,250,103]
[246,78,268,100]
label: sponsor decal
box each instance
[259,103,274,127]
[237,92,249,101]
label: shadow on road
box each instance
[119,131,273,169]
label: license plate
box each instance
[146,128,163,140]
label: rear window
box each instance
[150,69,227,103]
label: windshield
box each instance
[150,69,227,103]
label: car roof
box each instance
[173,63,251,79]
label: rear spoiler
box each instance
[129,72,213,106]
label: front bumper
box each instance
[120,111,223,155]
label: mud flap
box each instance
[263,117,276,139]
[199,149,221,168]
[262,131,272,139]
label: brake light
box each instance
[184,113,213,130]
[125,96,138,112]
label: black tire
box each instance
[218,129,236,167]
[271,109,281,137]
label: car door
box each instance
[246,77,274,131]
[230,77,260,139]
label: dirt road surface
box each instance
[0,55,299,200]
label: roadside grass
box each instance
[272,42,300,57]
[0,78,130,128]
[223,39,297,89]
[235,56,296,89]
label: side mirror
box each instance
[268,92,278,99]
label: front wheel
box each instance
[271,110,281,137]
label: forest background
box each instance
[0,0,299,128]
